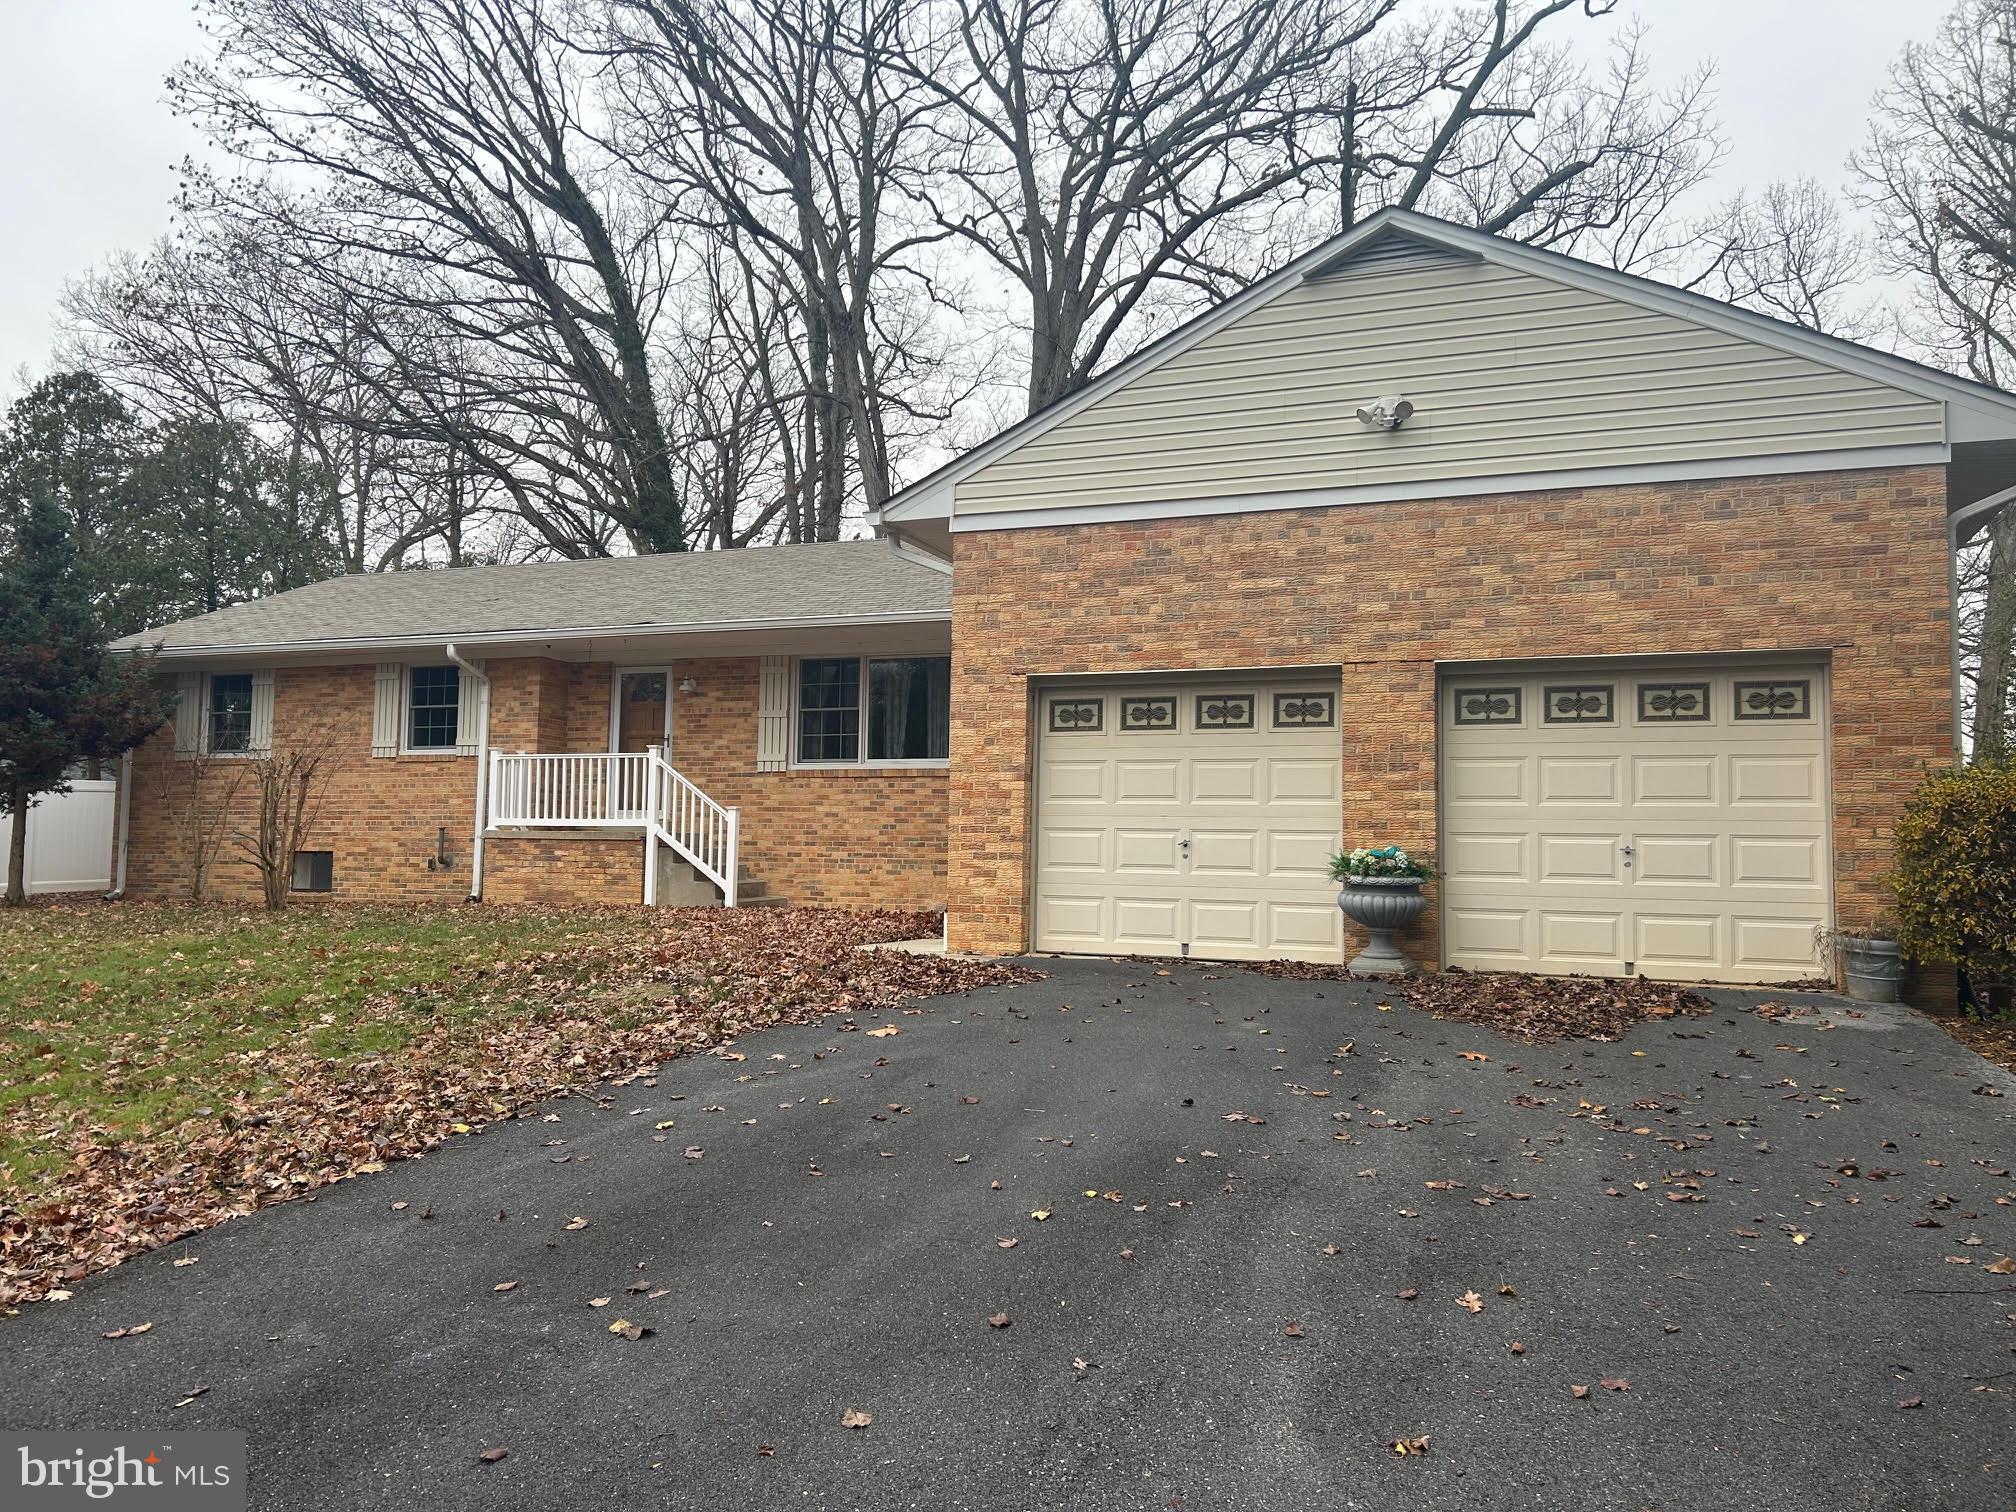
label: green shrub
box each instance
[1892,759,2016,1000]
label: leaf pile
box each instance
[1246,961,1712,1043]
[1,904,1031,1305]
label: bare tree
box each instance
[152,752,245,901]
[894,0,1718,414]
[1854,0,2016,756]
[1347,9,1721,272]
[173,0,690,553]
[1853,0,2016,386]
[1683,180,1878,340]
[235,746,327,910]
[607,0,968,527]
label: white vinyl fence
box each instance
[2,780,116,894]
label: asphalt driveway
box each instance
[2,959,2011,1511]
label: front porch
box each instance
[472,649,949,914]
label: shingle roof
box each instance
[112,539,950,654]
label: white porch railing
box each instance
[488,749,738,907]
[489,751,652,827]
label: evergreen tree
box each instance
[0,492,172,905]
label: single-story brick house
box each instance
[110,210,2016,986]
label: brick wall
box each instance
[946,466,1955,962]
[123,652,948,912]
[125,662,486,903]
[662,657,947,910]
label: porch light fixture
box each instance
[1355,395,1414,430]
[678,676,698,694]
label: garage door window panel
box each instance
[1454,686,1522,726]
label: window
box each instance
[867,657,950,761]
[407,666,461,751]
[207,673,254,754]
[1453,686,1521,726]
[291,850,333,893]
[797,658,861,762]
[796,656,950,765]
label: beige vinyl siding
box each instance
[954,259,1945,515]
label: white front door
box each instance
[1439,659,1831,983]
[1033,678,1343,962]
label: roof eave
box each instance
[113,607,953,660]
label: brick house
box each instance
[112,210,2016,986]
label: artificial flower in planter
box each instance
[1330,845,1433,976]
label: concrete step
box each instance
[653,850,786,909]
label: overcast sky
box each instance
[0,0,1943,395]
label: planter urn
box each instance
[1838,936,1903,1004]
[1338,877,1429,977]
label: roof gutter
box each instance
[445,644,490,901]
[113,608,952,661]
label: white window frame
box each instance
[789,655,951,770]
[201,671,258,759]
[400,664,462,755]
[608,665,674,752]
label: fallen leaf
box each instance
[493,1280,518,1293]
[1030,1209,1051,1221]
[1457,1291,1484,1314]
[1390,1434,1431,1456]
[1985,1256,2015,1275]
[607,1318,652,1341]
[1396,1288,1419,1301]
[1508,1340,1526,1355]
[865,1026,900,1038]
[988,1312,1012,1329]
[564,1216,590,1231]
[101,1322,154,1340]
[1284,1322,1304,1338]
[588,1297,611,1308]
[1600,1378,1631,1392]
[1571,1384,1591,1400]
[477,1447,509,1464]
[841,1408,873,1429]
[172,1256,200,1268]
[1897,1395,1924,1410]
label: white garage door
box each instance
[1034,679,1343,961]
[1440,660,1831,983]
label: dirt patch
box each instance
[1246,961,1712,1043]
[1940,1015,2016,1075]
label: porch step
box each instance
[653,851,786,909]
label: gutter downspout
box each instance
[1948,482,2016,760]
[103,749,133,900]
[446,644,491,900]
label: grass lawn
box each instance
[0,904,637,1187]
[0,900,1023,1305]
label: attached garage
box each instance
[1032,675,1343,961]
[1439,659,1831,983]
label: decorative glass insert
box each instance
[867,656,951,760]
[407,665,461,750]
[1543,684,1614,724]
[797,657,862,761]
[1196,692,1256,730]
[291,850,333,893]
[1733,679,1811,721]
[1452,686,1520,726]
[1636,681,1710,723]
[624,672,667,705]
[1272,691,1336,728]
[1047,697,1103,733]
[1119,696,1177,732]
[207,673,254,753]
